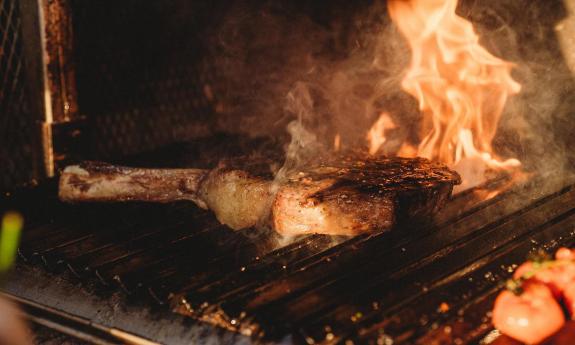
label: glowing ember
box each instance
[334,133,341,152]
[367,112,396,155]
[381,0,521,191]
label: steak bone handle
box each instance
[58,162,208,209]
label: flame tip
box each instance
[386,0,522,190]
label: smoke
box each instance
[459,0,575,184]
[202,0,574,182]
[200,0,575,246]
[201,1,413,154]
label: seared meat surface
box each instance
[59,156,460,236]
[274,156,460,236]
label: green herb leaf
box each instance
[0,212,23,272]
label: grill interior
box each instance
[3,136,574,344]
[0,0,43,190]
[2,0,575,344]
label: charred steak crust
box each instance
[273,156,461,236]
[298,156,460,197]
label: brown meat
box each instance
[59,156,460,236]
[273,156,460,236]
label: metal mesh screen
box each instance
[0,0,42,190]
[71,0,222,160]
[69,0,381,160]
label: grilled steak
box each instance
[274,156,460,236]
[59,156,460,236]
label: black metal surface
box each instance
[2,138,574,344]
[71,0,222,159]
[30,323,91,345]
[0,0,44,190]
[4,292,125,345]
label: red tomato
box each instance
[555,247,575,261]
[513,254,575,299]
[493,281,565,344]
[563,283,575,317]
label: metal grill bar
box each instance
[120,229,269,296]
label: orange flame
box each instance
[367,112,397,155]
[382,0,521,191]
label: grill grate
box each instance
[3,141,575,344]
